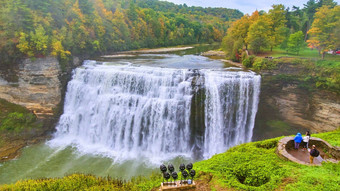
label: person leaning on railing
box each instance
[309,145,319,164]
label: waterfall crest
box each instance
[51,61,261,161]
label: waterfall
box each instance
[51,60,261,161]
[203,70,261,158]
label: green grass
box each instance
[1,129,339,190]
[313,129,340,147]
[195,129,340,190]
[246,47,340,94]
[268,47,340,62]
[0,173,162,191]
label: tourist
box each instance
[302,131,311,151]
[293,133,303,150]
[309,145,320,164]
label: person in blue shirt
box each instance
[294,133,303,150]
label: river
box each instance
[0,45,261,184]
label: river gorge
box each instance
[0,46,339,184]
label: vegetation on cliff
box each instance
[0,99,40,132]
[217,0,340,94]
[1,129,339,190]
[242,56,340,94]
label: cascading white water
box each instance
[203,70,261,158]
[51,60,261,161]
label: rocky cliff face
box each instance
[265,83,340,132]
[253,65,340,140]
[0,57,61,118]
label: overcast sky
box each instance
[162,0,340,14]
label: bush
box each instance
[242,58,252,68]
[252,58,277,71]
[0,112,36,132]
[254,138,279,149]
[242,55,256,68]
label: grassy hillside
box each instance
[195,131,340,191]
[268,47,340,62]
[1,129,339,190]
[241,49,340,94]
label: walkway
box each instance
[276,137,340,165]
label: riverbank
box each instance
[101,46,194,57]
[0,131,51,162]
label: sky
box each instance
[162,0,340,14]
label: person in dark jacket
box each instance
[309,145,319,164]
[294,133,303,150]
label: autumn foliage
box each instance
[0,0,242,60]
[222,0,339,61]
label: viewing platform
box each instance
[276,137,340,165]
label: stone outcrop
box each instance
[0,57,61,118]
[267,84,340,132]
[253,62,340,139]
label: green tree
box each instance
[221,11,259,60]
[247,16,271,54]
[30,24,49,56]
[65,0,90,53]
[267,4,287,51]
[303,0,337,41]
[17,32,34,57]
[287,31,305,55]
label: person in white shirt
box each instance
[302,131,311,151]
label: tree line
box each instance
[0,0,243,62]
[222,0,340,60]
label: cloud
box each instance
[161,0,340,14]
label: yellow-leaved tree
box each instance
[221,11,259,60]
[246,15,271,54]
[307,5,340,59]
[267,4,287,51]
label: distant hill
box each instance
[0,0,242,62]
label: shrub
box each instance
[242,58,252,68]
[252,57,277,71]
[254,138,279,149]
[242,55,256,68]
[0,112,36,132]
